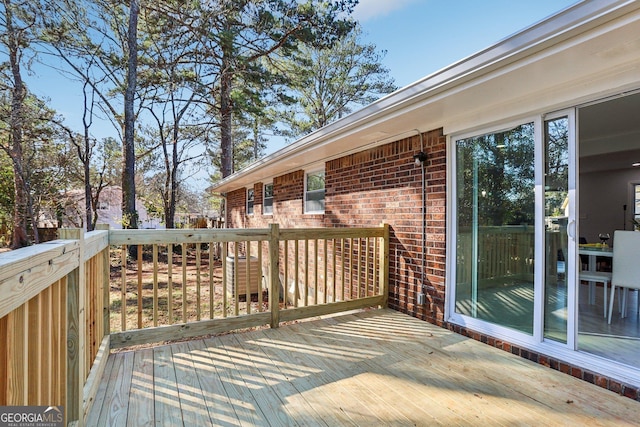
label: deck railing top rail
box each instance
[0,238,80,319]
[108,227,272,245]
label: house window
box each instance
[247,188,254,215]
[305,170,325,213]
[263,183,273,215]
[97,201,109,210]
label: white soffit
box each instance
[211,0,640,193]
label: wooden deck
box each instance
[87,309,640,426]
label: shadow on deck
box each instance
[88,309,639,426]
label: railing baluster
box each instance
[323,239,328,304]
[168,244,173,325]
[341,238,346,301]
[304,239,309,307]
[222,243,228,318]
[234,244,240,316]
[196,243,201,321]
[373,236,379,296]
[182,243,187,323]
[153,244,158,327]
[209,241,214,319]
[121,245,127,331]
[331,239,336,302]
[246,242,251,316]
[258,241,263,312]
[314,239,318,305]
[294,240,299,307]
[137,245,143,329]
[365,237,371,297]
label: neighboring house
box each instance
[39,186,162,230]
[211,1,640,397]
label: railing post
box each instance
[96,224,111,337]
[380,223,390,308]
[59,228,85,427]
[269,223,280,328]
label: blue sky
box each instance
[352,0,578,89]
[26,0,578,190]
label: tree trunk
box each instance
[84,149,93,231]
[219,26,233,178]
[5,2,29,248]
[122,0,139,229]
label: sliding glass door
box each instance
[452,112,576,343]
[454,123,536,334]
[543,114,574,344]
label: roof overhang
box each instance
[211,0,640,193]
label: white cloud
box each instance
[352,0,421,22]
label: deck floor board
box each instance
[87,309,640,426]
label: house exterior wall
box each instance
[225,129,447,325]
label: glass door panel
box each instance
[455,123,536,334]
[544,116,570,343]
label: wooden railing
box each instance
[107,224,390,348]
[457,226,535,286]
[0,227,110,427]
[0,223,389,426]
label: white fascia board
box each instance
[211,0,640,193]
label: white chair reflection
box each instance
[607,230,640,324]
[579,268,611,318]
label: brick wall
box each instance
[226,129,447,325]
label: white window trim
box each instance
[246,187,255,216]
[304,169,325,214]
[263,182,274,216]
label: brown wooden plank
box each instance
[153,346,183,426]
[42,287,52,403]
[82,336,111,422]
[108,228,271,246]
[258,322,394,426]
[196,244,201,321]
[208,245,214,319]
[121,245,127,332]
[4,307,27,406]
[126,348,155,426]
[200,336,264,425]
[0,313,7,405]
[27,295,41,404]
[182,243,187,323]
[110,313,271,349]
[167,244,173,325]
[280,320,428,426]
[316,312,513,426]
[170,342,212,425]
[153,245,158,327]
[97,351,134,426]
[185,339,237,424]
[218,333,294,426]
[85,347,116,426]
[231,331,336,427]
[137,245,143,330]
[0,245,79,319]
